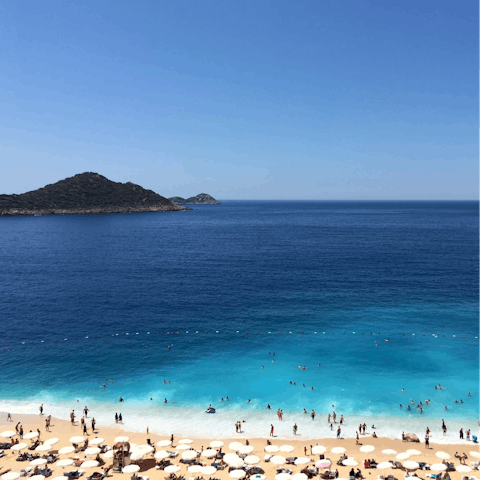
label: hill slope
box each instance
[169,193,220,204]
[0,173,188,216]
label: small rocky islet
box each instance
[169,193,220,205]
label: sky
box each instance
[0,0,478,199]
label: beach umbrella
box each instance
[84,447,101,456]
[227,457,245,468]
[250,475,266,480]
[181,450,197,460]
[470,451,480,459]
[134,445,154,454]
[1,431,17,438]
[129,451,146,461]
[11,443,28,451]
[265,445,279,453]
[81,461,99,469]
[245,455,260,465]
[45,438,59,446]
[157,440,172,447]
[30,475,45,480]
[24,432,39,440]
[317,460,332,468]
[123,465,140,474]
[331,447,345,455]
[69,436,85,444]
[360,446,375,453]
[201,449,217,458]
[430,464,447,472]
[103,451,114,459]
[435,452,451,460]
[341,459,357,467]
[294,457,310,465]
[30,459,47,466]
[275,474,291,480]
[57,460,74,468]
[88,438,104,446]
[58,446,75,455]
[188,466,202,474]
[210,441,224,448]
[164,466,181,474]
[270,455,286,465]
[36,445,52,452]
[376,462,393,470]
[114,436,129,443]
[1,473,20,480]
[175,445,190,450]
[178,439,193,444]
[406,450,421,456]
[230,470,246,479]
[312,446,326,455]
[229,442,244,451]
[292,474,308,480]
[224,453,240,462]
[403,461,419,470]
[239,446,254,454]
[202,466,217,475]
[280,445,294,453]
[396,452,410,461]
[456,465,472,473]
[382,449,397,455]
[155,450,169,460]
[50,476,68,480]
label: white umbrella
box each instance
[210,441,224,448]
[88,438,104,446]
[57,460,74,468]
[280,445,294,453]
[239,446,254,454]
[229,442,244,451]
[430,464,447,472]
[382,449,397,455]
[224,453,240,462]
[157,440,172,447]
[312,446,327,455]
[292,474,308,480]
[201,449,217,458]
[178,439,193,444]
[360,446,375,453]
[407,450,421,456]
[45,438,59,445]
[85,447,101,456]
[69,436,85,444]
[275,474,291,480]
[11,443,28,451]
[30,459,47,466]
[331,447,345,455]
[341,459,357,467]
[227,458,245,468]
[376,462,393,470]
[2,473,20,480]
[181,450,198,461]
[1,431,17,438]
[36,445,52,452]
[164,466,181,474]
[202,466,217,475]
[265,445,279,453]
[294,457,310,465]
[129,451,146,461]
[470,451,480,459]
[403,461,419,470]
[435,452,451,460]
[317,460,332,468]
[114,436,129,443]
[134,445,154,453]
[270,455,286,465]
[155,450,170,460]
[188,466,202,473]
[230,470,246,479]
[51,477,68,480]
[245,455,260,465]
[123,465,140,474]
[81,461,99,469]
[103,451,114,459]
[30,475,45,480]
[176,445,190,450]
[24,432,39,440]
[396,452,410,461]
[58,446,75,455]
[456,465,472,473]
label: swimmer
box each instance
[445,406,448,410]
[221,398,224,402]
[266,404,271,409]
[119,397,124,402]
[399,404,402,408]
[468,392,471,396]
[101,384,106,388]
[371,425,375,429]
[303,409,307,414]
[317,364,321,367]
[407,405,411,410]
[272,360,275,363]
[248,399,251,403]
[164,398,167,403]
[302,384,306,388]
[460,399,464,403]
[455,400,458,403]
[310,387,314,390]
[402,388,405,392]
[261,366,265,369]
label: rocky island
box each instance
[169,193,220,204]
[0,172,189,216]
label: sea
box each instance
[0,201,478,444]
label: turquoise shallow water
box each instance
[0,201,478,442]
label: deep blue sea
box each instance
[0,201,478,443]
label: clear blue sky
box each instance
[1,0,478,199]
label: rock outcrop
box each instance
[169,193,220,204]
[404,433,420,442]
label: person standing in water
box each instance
[270,424,274,437]
[293,423,298,435]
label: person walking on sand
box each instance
[270,424,274,437]
[118,413,122,423]
[15,422,20,434]
[37,429,41,440]
[91,418,96,431]
[425,435,429,448]
[45,418,49,432]
[83,423,88,435]
[19,425,23,439]
[84,407,89,418]
[293,423,298,435]
[115,413,118,424]
[356,432,359,444]
[70,410,75,424]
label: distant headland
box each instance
[169,193,220,205]
[0,173,189,216]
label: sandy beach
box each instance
[0,414,477,480]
